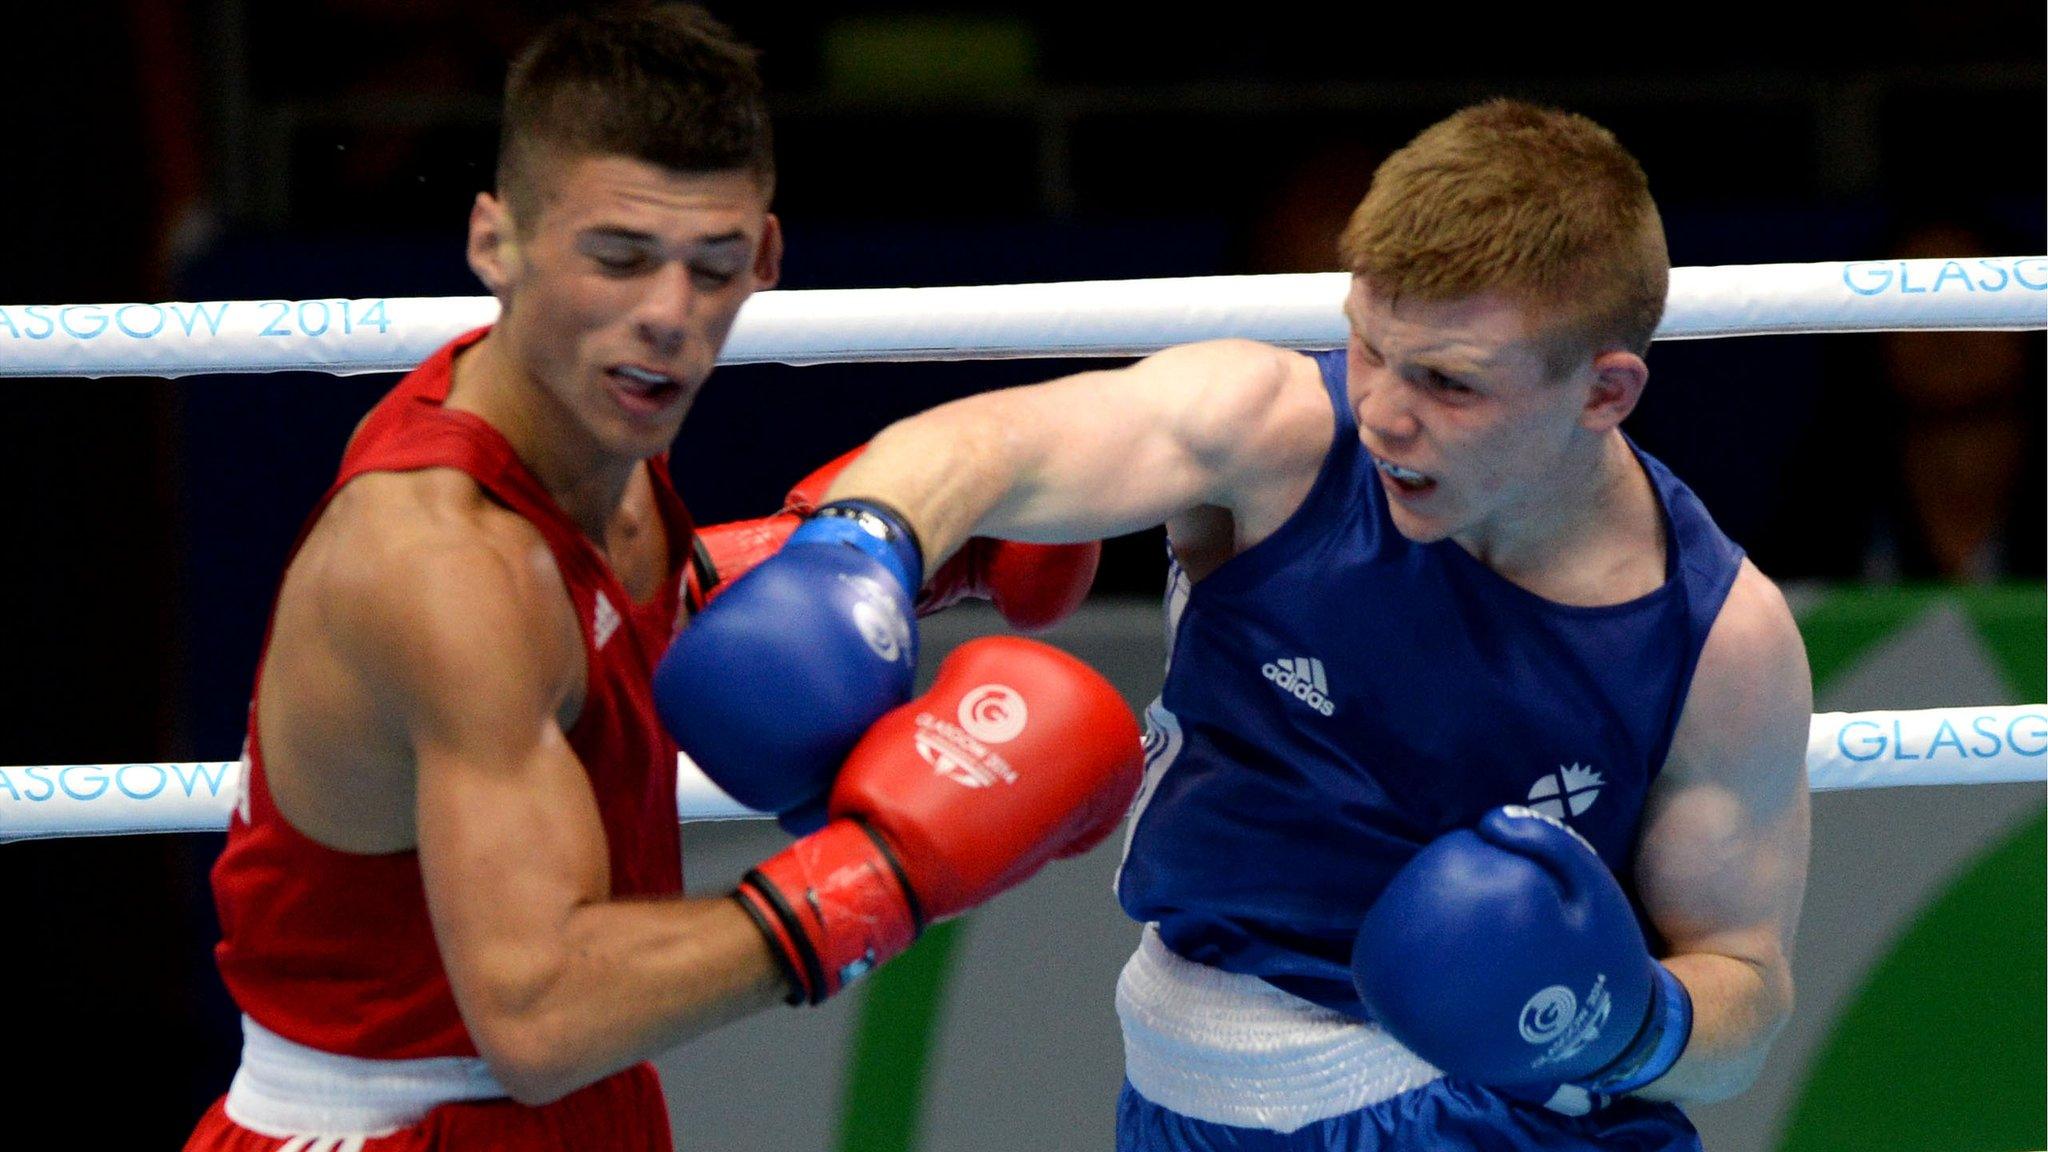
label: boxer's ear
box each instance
[467,192,520,297]
[753,213,783,290]
[1579,350,1647,433]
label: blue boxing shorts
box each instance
[1113,927,1701,1152]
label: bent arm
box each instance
[825,339,1331,563]
[359,542,787,1105]
[1632,560,1813,1104]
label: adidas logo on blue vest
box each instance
[1261,656,1335,716]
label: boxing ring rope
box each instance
[1,257,2044,378]
[0,255,2042,842]
[1,705,2042,842]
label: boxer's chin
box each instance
[1382,484,1455,543]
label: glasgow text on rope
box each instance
[1830,710,2048,763]
[1840,256,2048,297]
[0,299,393,343]
[0,762,236,804]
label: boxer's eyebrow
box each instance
[581,226,749,246]
[577,228,753,266]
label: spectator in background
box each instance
[1233,139,1387,274]
[1863,216,2045,582]
[280,0,548,232]
[1760,212,2045,583]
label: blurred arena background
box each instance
[0,2,2040,1148]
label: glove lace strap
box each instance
[734,819,921,1006]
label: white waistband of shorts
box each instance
[224,1015,508,1139]
[1116,926,1442,1133]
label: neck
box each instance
[447,333,641,541]
[1454,432,1662,604]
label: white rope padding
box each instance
[1,705,2039,843]
[2,257,2042,379]
[0,264,2037,845]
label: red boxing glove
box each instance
[733,636,1142,1004]
[697,443,1101,629]
[693,446,863,603]
[915,537,1102,631]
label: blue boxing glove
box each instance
[655,499,923,835]
[1350,805,1692,1097]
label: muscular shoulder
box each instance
[1125,341,1332,547]
[1157,340,1333,473]
[302,469,582,713]
[1134,343,1336,557]
[1668,560,1813,787]
[311,470,557,598]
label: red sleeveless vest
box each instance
[212,328,694,1058]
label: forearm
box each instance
[462,894,788,1104]
[830,358,1238,561]
[1634,949,1793,1104]
[830,403,1028,566]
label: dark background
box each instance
[0,1,2041,1141]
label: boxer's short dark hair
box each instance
[497,2,774,230]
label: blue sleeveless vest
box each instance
[1116,349,1745,1018]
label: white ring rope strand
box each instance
[0,265,2039,841]
[2,257,2042,379]
[2,705,2041,843]
[0,749,755,844]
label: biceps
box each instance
[416,730,610,1001]
[1634,772,1810,962]
[992,347,1293,540]
[987,375,1219,541]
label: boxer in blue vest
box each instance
[793,99,1812,1149]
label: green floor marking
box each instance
[1783,585,2045,1151]
[1960,586,2048,699]
[1780,812,2046,1152]
[1796,584,1944,688]
[835,917,968,1152]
